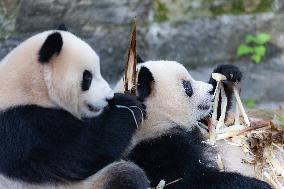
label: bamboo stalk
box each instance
[217,154,224,172]
[234,102,240,125]
[216,120,270,140]
[212,81,220,122]
[216,83,227,132]
[210,73,227,143]
[233,86,250,126]
[124,18,137,95]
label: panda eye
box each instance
[82,70,92,91]
[182,80,193,97]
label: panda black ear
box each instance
[38,32,63,63]
[137,66,154,101]
[56,23,68,31]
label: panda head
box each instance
[115,60,213,127]
[37,31,114,118]
[0,29,114,119]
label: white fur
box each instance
[0,30,113,118]
[115,60,213,147]
[116,60,213,127]
[116,60,254,177]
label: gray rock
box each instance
[0,0,19,39]
[144,13,284,68]
[15,0,152,35]
[273,0,284,12]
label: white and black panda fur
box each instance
[115,58,271,189]
[0,25,150,189]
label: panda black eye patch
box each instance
[82,70,92,91]
[182,80,193,97]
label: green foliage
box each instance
[280,115,284,124]
[154,0,168,22]
[245,33,271,45]
[210,0,273,16]
[237,33,271,64]
[244,99,256,109]
[237,44,254,57]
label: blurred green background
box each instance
[0,0,284,108]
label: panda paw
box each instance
[108,93,143,108]
[213,64,242,83]
[108,93,146,122]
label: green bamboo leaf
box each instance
[251,54,261,64]
[244,99,256,109]
[255,33,271,45]
[245,34,256,44]
[254,46,266,57]
[237,44,254,57]
[280,115,284,124]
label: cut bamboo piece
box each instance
[209,80,220,143]
[208,119,216,144]
[216,83,227,132]
[216,121,269,140]
[212,81,221,122]
[218,125,245,134]
[210,72,252,142]
[233,86,250,126]
[156,180,166,189]
[263,172,283,189]
[234,102,240,125]
[123,18,137,95]
[210,73,227,143]
[217,154,224,172]
[212,73,227,82]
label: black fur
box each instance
[38,32,63,63]
[0,93,142,184]
[57,23,68,31]
[209,64,242,119]
[127,126,271,189]
[137,66,154,101]
[104,161,150,189]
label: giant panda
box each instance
[0,26,150,189]
[115,59,271,189]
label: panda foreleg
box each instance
[0,93,144,184]
[126,126,271,189]
[126,127,211,188]
[86,160,149,189]
[190,169,272,189]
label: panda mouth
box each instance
[87,104,101,113]
[198,104,210,110]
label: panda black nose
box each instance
[106,96,114,103]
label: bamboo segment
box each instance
[210,80,221,143]
[124,18,137,95]
[234,102,240,125]
[216,83,227,132]
[233,86,250,126]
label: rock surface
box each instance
[0,0,283,107]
